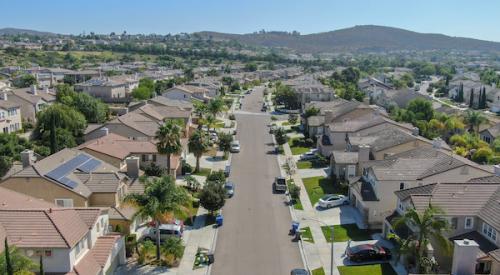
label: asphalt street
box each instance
[212,87,303,275]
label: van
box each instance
[144,223,183,242]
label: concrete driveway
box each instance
[314,205,366,229]
[212,87,303,275]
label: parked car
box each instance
[144,222,184,242]
[274,176,287,192]
[224,165,231,177]
[346,244,392,262]
[290,269,309,275]
[261,105,267,112]
[300,149,318,160]
[225,181,235,197]
[318,194,349,208]
[230,140,240,153]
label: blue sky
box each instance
[1,0,500,42]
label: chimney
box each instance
[125,156,140,178]
[494,164,500,176]
[432,137,443,149]
[358,144,370,162]
[451,239,479,275]
[411,127,419,136]
[20,149,34,168]
[30,85,38,95]
[97,127,109,138]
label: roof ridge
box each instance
[43,210,71,248]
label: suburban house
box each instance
[162,85,211,102]
[0,92,22,133]
[447,79,491,108]
[385,174,500,275]
[78,132,184,176]
[147,96,194,111]
[85,102,192,142]
[284,75,335,110]
[480,123,500,144]
[371,88,430,109]
[0,148,147,235]
[188,77,222,98]
[358,77,393,98]
[303,99,358,137]
[75,75,139,103]
[3,85,56,123]
[349,146,493,229]
[0,187,126,274]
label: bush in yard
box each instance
[138,240,155,264]
[229,114,235,120]
[199,181,226,215]
[289,184,301,202]
[144,163,165,177]
[288,114,298,125]
[206,170,226,185]
[185,175,201,191]
[271,116,278,121]
[161,237,185,267]
[472,147,493,164]
[274,128,288,145]
[182,162,192,175]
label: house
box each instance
[147,96,194,111]
[75,75,139,103]
[372,88,430,109]
[385,174,500,274]
[0,187,126,274]
[358,77,393,98]
[188,77,222,98]
[0,92,22,133]
[480,123,500,144]
[3,85,56,123]
[303,99,356,137]
[85,103,192,142]
[447,80,485,108]
[78,132,184,176]
[284,75,335,110]
[162,85,211,102]
[350,146,493,229]
[0,148,146,235]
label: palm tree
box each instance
[156,121,182,175]
[193,102,207,128]
[207,97,225,118]
[464,110,487,133]
[393,206,450,273]
[204,114,216,132]
[123,176,188,261]
[188,130,209,173]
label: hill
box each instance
[197,25,500,53]
[0,27,57,37]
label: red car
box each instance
[346,244,392,262]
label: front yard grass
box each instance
[192,168,211,177]
[321,223,378,242]
[302,176,348,205]
[311,267,325,275]
[338,263,397,275]
[287,179,303,210]
[299,226,314,243]
[288,137,314,155]
[296,158,329,169]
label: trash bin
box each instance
[216,214,223,227]
[291,221,300,235]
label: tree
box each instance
[0,239,38,274]
[35,104,87,154]
[244,62,258,72]
[479,87,487,109]
[161,237,185,263]
[188,130,209,173]
[274,84,299,110]
[464,110,486,133]
[199,181,226,215]
[156,121,182,174]
[393,206,450,273]
[72,93,108,123]
[123,176,188,261]
[15,74,37,88]
[289,184,301,203]
[472,147,493,164]
[456,82,464,102]
[185,175,201,191]
[217,132,233,154]
[206,170,226,185]
[204,114,216,132]
[304,106,320,118]
[469,88,474,108]
[407,98,434,122]
[207,98,225,118]
[132,86,153,100]
[288,114,298,125]
[274,128,287,146]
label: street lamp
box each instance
[302,218,334,275]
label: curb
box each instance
[271,132,310,272]
[205,209,220,275]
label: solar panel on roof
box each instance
[45,154,92,189]
[59,176,78,189]
[78,158,102,173]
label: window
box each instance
[398,200,404,212]
[450,217,458,230]
[482,223,497,241]
[44,250,52,257]
[152,154,157,162]
[465,217,474,229]
[141,154,147,162]
[399,182,405,190]
[55,199,73,207]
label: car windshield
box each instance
[225,184,233,190]
[276,178,286,185]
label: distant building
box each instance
[0,92,22,133]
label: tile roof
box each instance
[109,205,136,221]
[74,208,103,229]
[75,173,122,193]
[0,187,55,209]
[78,133,157,160]
[332,151,358,164]
[0,208,88,249]
[348,125,416,152]
[73,252,102,275]
[481,123,500,138]
[148,96,193,110]
[90,235,121,266]
[477,187,500,231]
[136,104,191,120]
[7,87,56,105]
[111,112,161,137]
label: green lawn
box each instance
[296,158,329,169]
[311,267,325,275]
[338,264,397,275]
[300,226,314,243]
[192,168,211,177]
[287,180,303,210]
[282,121,291,126]
[288,137,314,155]
[321,224,377,242]
[302,176,348,205]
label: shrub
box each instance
[144,163,165,177]
[182,162,192,175]
[472,147,493,164]
[271,116,278,121]
[229,114,236,120]
[289,184,301,201]
[206,170,226,185]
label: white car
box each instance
[318,194,348,208]
[300,149,318,160]
[230,140,240,153]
